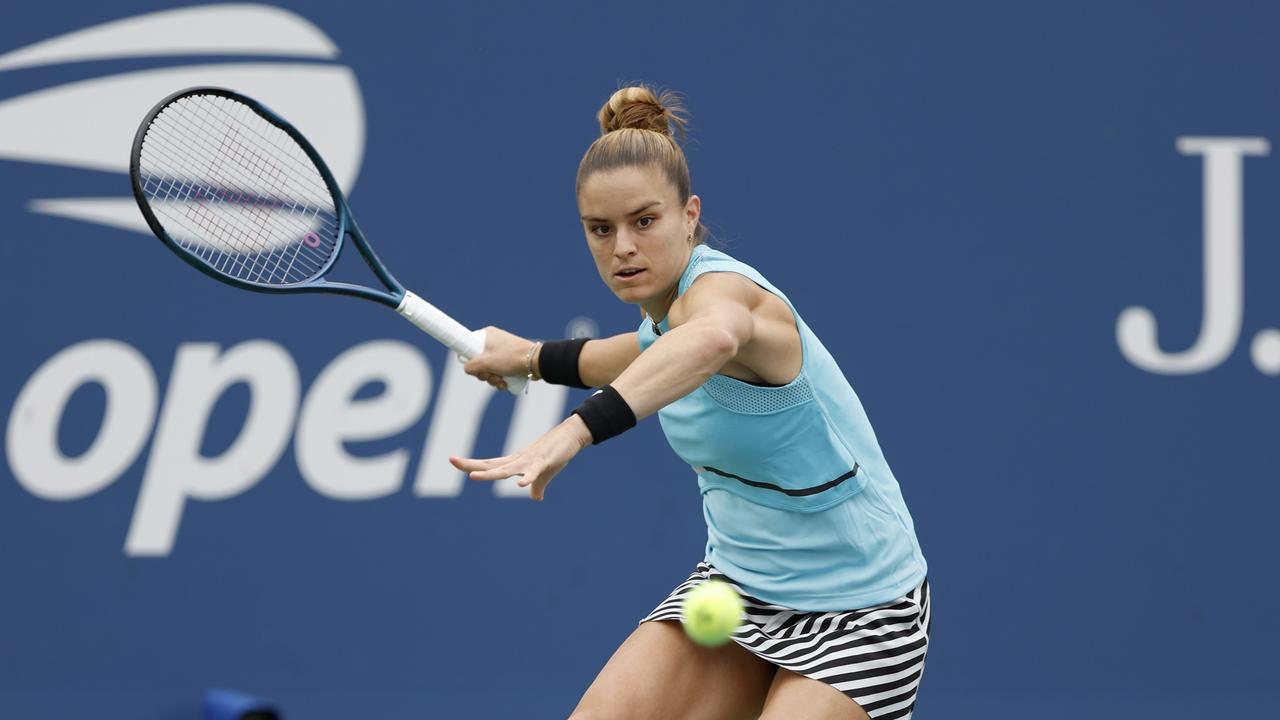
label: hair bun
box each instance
[597,85,688,138]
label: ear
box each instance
[684,194,702,235]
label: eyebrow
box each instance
[580,201,662,223]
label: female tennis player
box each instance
[450,86,930,719]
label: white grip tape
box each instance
[395,291,527,395]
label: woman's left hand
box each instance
[449,415,594,501]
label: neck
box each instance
[641,285,680,324]
[640,244,696,322]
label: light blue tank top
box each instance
[638,245,927,610]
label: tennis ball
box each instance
[681,580,744,647]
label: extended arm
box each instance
[609,273,756,418]
[535,332,640,389]
[452,273,771,500]
[461,328,638,391]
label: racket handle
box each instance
[396,291,527,395]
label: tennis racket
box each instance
[129,86,526,394]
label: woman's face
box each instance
[577,165,700,317]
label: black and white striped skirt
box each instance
[641,562,931,719]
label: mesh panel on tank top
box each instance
[701,372,814,414]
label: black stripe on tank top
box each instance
[699,463,860,497]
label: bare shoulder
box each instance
[669,269,802,385]
[668,271,768,326]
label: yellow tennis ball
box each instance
[681,580,744,647]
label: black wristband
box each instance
[572,385,637,445]
[539,338,590,389]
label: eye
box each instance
[591,224,612,237]
[636,216,655,228]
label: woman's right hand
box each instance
[463,326,536,391]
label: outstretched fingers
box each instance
[470,464,526,482]
[449,454,512,474]
[449,454,541,484]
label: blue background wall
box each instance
[2,2,1278,718]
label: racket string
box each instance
[143,125,331,283]
[137,92,341,286]
[143,133,337,268]
[160,98,335,269]
[143,140,323,285]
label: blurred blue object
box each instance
[202,689,280,720]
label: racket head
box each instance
[130,87,387,298]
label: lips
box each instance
[614,267,645,281]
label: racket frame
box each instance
[129,86,405,309]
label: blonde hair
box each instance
[576,85,708,244]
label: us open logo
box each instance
[1,5,569,557]
[0,3,365,232]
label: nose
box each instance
[613,228,638,258]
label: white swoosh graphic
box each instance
[0,63,364,179]
[27,197,156,234]
[0,4,337,71]
[1,63,364,235]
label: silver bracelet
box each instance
[525,340,543,383]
